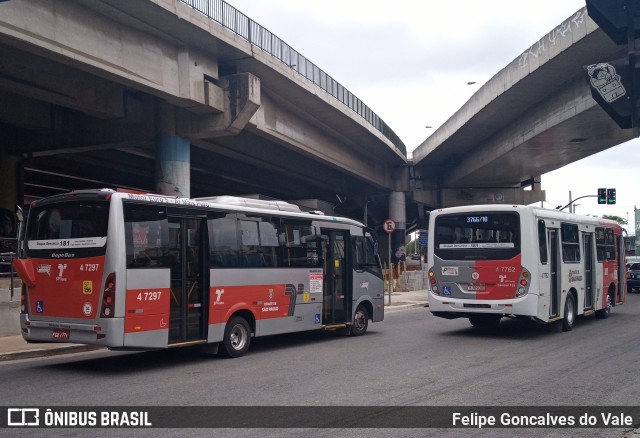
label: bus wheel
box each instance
[220,316,251,358]
[350,305,369,336]
[595,292,612,319]
[562,294,576,332]
[468,314,501,329]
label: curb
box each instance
[0,345,104,362]
[385,301,428,311]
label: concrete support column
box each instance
[155,136,190,198]
[389,191,406,264]
[156,102,190,198]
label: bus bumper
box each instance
[428,291,539,318]
[20,313,125,348]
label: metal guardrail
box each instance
[0,238,17,300]
[180,0,407,156]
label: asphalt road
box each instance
[2,293,640,438]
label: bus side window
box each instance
[538,220,547,264]
[123,204,169,268]
[280,220,318,267]
[208,214,239,268]
[560,223,580,262]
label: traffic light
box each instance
[586,0,640,45]
[607,188,616,204]
[598,188,607,204]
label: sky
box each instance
[225,0,639,233]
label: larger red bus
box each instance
[13,189,384,357]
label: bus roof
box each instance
[34,189,366,228]
[430,204,624,230]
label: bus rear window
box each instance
[433,212,520,260]
[26,201,109,257]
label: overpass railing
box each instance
[180,0,406,156]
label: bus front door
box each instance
[168,216,206,345]
[583,232,595,310]
[549,229,561,319]
[321,230,349,325]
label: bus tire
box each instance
[350,304,369,336]
[595,292,612,319]
[562,294,575,332]
[220,316,251,358]
[468,314,501,329]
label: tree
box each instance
[602,214,627,225]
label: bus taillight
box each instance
[100,272,116,318]
[20,283,28,314]
[428,269,439,295]
[516,268,531,297]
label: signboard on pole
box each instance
[419,231,428,248]
[383,219,396,234]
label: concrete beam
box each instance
[440,187,545,208]
[254,91,393,190]
[0,0,222,116]
[177,73,260,137]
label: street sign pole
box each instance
[388,235,392,305]
[383,219,397,305]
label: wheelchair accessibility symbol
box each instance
[315,314,321,324]
[36,300,44,313]
[443,286,452,296]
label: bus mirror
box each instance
[15,205,24,258]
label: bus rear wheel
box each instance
[350,304,369,336]
[220,316,251,358]
[468,314,501,329]
[562,294,576,332]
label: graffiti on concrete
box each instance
[518,10,587,69]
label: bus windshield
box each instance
[433,211,520,260]
[26,201,109,258]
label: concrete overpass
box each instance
[0,1,635,239]
[0,0,407,228]
[411,6,632,211]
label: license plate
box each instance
[52,328,70,340]
[467,284,486,291]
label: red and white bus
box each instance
[13,189,384,357]
[427,204,625,331]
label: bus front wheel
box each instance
[220,316,251,358]
[350,304,369,336]
[562,294,575,332]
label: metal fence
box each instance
[180,0,406,156]
[0,238,16,300]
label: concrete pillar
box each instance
[155,102,190,198]
[155,136,190,198]
[389,191,406,264]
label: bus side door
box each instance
[537,219,552,321]
[167,213,207,345]
[320,229,349,324]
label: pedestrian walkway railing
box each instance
[180,0,406,156]
[0,238,17,300]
